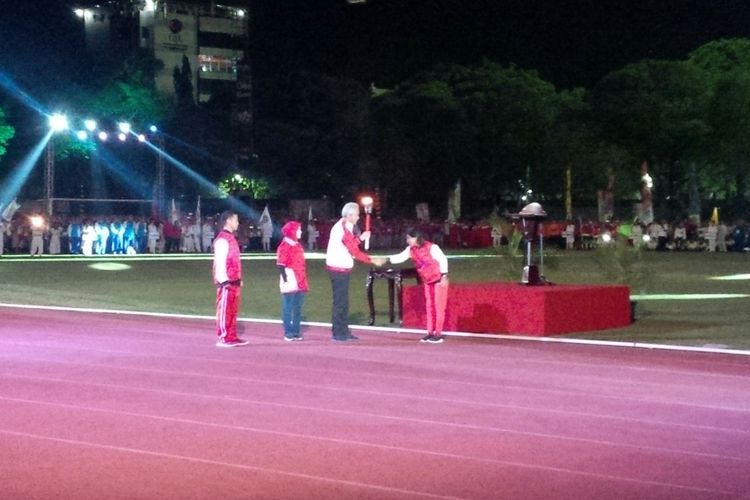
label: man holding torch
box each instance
[29,215,47,256]
[325,201,384,341]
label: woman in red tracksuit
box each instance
[277,221,309,341]
[386,227,449,343]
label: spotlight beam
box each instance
[141,140,259,219]
[0,131,54,208]
[0,72,48,115]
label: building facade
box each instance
[74,0,249,103]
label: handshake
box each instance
[371,257,387,267]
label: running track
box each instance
[1,306,749,499]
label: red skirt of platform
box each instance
[402,282,631,336]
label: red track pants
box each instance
[216,285,241,340]
[424,279,449,335]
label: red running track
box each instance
[1,306,749,499]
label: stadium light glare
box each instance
[98,131,108,141]
[118,122,131,134]
[76,130,88,141]
[118,132,127,142]
[49,113,69,132]
[149,125,158,133]
[137,134,146,142]
[84,119,97,131]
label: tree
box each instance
[173,55,195,110]
[370,62,572,215]
[0,106,15,161]
[253,70,371,199]
[589,59,710,215]
[688,39,750,208]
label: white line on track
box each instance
[0,398,739,497]
[0,428,462,500]
[2,336,749,414]
[4,353,749,437]
[2,302,750,356]
[2,372,748,465]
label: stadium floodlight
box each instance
[118,122,131,134]
[137,134,146,142]
[98,131,108,141]
[76,130,88,141]
[149,125,158,133]
[74,9,85,18]
[49,113,69,132]
[84,119,97,131]
[118,132,127,142]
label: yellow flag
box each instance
[710,207,719,225]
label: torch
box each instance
[30,215,45,229]
[361,195,373,250]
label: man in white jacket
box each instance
[325,202,383,341]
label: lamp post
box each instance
[46,113,69,216]
[154,133,165,218]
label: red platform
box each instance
[402,282,631,336]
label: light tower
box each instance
[46,113,69,215]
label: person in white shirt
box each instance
[183,220,197,252]
[564,222,576,249]
[717,223,728,252]
[260,215,273,252]
[325,202,383,341]
[147,219,160,254]
[29,216,46,256]
[306,221,319,251]
[95,219,110,255]
[201,217,215,252]
[706,222,718,252]
[49,222,62,254]
[81,220,97,256]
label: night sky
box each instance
[1,0,750,99]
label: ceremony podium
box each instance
[402,282,631,336]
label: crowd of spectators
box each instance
[1,212,749,256]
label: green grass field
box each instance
[2,251,750,349]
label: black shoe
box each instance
[420,333,434,343]
[331,336,350,342]
[347,334,359,341]
[426,335,444,344]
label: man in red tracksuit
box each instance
[213,210,248,347]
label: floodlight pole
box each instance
[155,134,166,217]
[45,140,55,216]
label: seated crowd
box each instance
[1,212,748,255]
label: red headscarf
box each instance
[282,221,301,241]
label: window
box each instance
[198,54,238,74]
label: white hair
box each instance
[341,202,360,217]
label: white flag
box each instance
[195,196,202,226]
[308,205,313,223]
[1,198,21,222]
[260,204,271,225]
[171,198,178,223]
